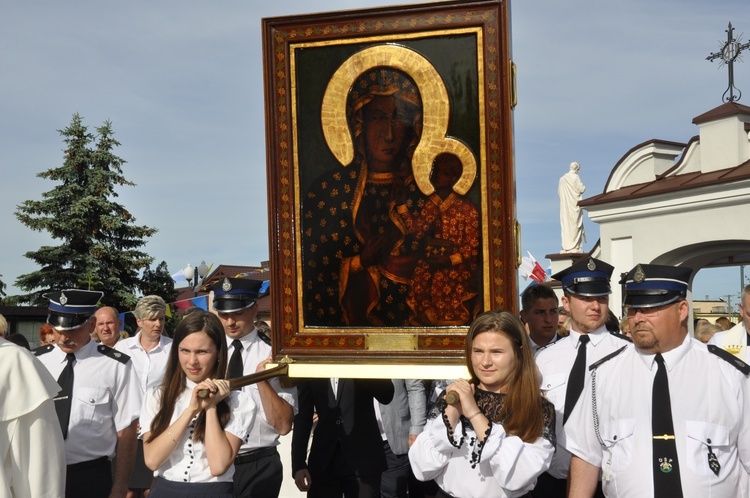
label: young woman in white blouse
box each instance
[409,311,556,498]
[141,310,255,498]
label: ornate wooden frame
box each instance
[262,0,516,366]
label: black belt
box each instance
[67,456,109,470]
[234,446,277,464]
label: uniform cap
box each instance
[551,257,613,297]
[210,278,269,313]
[620,264,691,308]
[44,289,103,331]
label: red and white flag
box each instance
[519,252,549,283]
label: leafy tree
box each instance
[0,274,5,301]
[14,113,157,310]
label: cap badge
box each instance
[587,258,596,271]
[222,278,232,292]
[634,265,646,283]
[60,292,68,305]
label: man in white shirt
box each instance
[534,258,629,497]
[35,289,142,498]
[567,264,750,497]
[211,277,297,498]
[95,306,123,348]
[708,284,750,361]
[520,283,560,352]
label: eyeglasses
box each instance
[624,304,673,317]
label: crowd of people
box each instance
[0,278,295,498]
[1,257,749,498]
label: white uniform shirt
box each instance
[226,330,297,452]
[35,339,143,464]
[707,322,749,361]
[115,332,173,392]
[139,383,255,483]
[566,336,750,497]
[534,327,630,479]
[409,412,554,498]
[0,339,65,498]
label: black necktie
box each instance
[55,353,76,439]
[563,334,589,424]
[228,340,243,379]
[652,354,683,497]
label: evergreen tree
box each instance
[140,261,178,304]
[14,113,157,310]
[140,261,179,337]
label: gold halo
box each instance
[321,44,476,196]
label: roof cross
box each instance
[707,22,750,103]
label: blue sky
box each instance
[1,0,749,310]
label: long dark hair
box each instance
[147,310,230,443]
[464,310,544,443]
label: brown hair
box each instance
[464,310,544,443]
[147,310,229,443]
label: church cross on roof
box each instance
[707,22,750,103]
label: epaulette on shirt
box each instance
[259,332,271,346]
[708,344,750,375]
[609,331,632,342]
[98,345,131,364]
[535,336,567,355]
[33,344,55,356]
[588,345,628,372]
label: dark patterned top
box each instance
[432,387,556,468]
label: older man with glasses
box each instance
[567,264,750,498]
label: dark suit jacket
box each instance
[291,378,394,478]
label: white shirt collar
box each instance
[636,332,692,371]
[568,325,609,347]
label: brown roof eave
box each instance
[581,160,750,208]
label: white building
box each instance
[553,102,750,317]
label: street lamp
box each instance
[183,261,209,295]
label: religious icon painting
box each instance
[262,0,517,364]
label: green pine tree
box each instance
[140,261,178,304]
[14,113,157,310]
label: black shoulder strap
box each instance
[609,331,632,343]
[535,336,566,354]
[708,345,750,376]
[588,345,628,371]
[33,344,55,356]
[98,345,131,364]
[259,332,272,346]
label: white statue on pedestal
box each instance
[558,161,586,253]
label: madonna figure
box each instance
[302,67,427,327]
